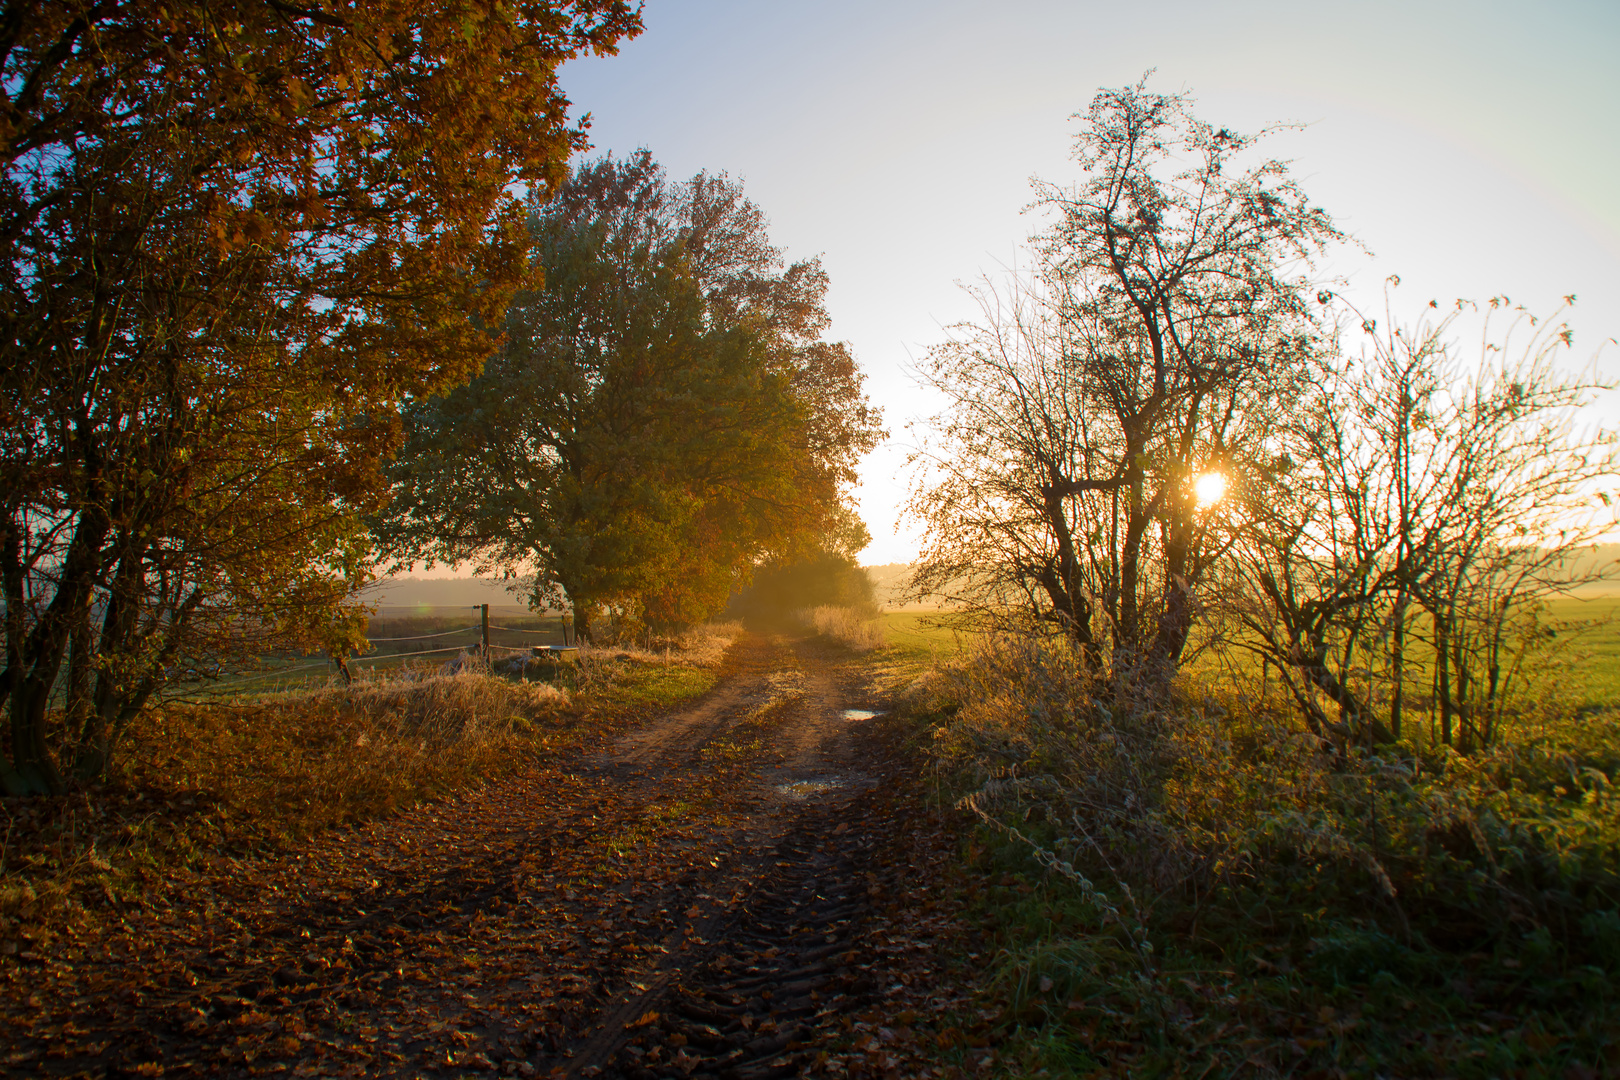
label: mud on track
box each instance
[2,631,961,1079]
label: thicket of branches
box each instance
[907,79,1618,747]
[909,79,1340,693]
[1224,296,1617,751]
[906,85,1620,1058]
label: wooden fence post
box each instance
[481,603,490,659]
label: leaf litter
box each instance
[0,633,989,1079]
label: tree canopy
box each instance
[0,0,641,792]
[380,153,883,641]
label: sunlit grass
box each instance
[880,612,968,658]
[598,663,718,711]
[1543,595,1620,709]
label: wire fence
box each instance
[44,609,574,704]
[190,636,573,697]
[365,625,482,641]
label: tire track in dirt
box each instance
[548,634,906,1079]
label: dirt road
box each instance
[3,632,970,1078]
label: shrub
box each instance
[915,631,1620,967]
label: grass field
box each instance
[198,596,1619,710]
[879,611,968,659]
[875,598,1620,723]
[174,611,574,698]
[1543,595,1620,708]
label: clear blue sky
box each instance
[560,0,1620,564]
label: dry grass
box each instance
[184,666,571,818]
[1,668,565,944]
[0,623,742,949]
[801,605,887,652]
[540,620,744,684]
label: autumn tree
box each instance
[907,79,1341,692]
[0,0,640,792]
[379,153,883,641]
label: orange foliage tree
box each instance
[379,154,883,641]
[0,0,640,792]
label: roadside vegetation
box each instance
[800,606,888,652]
[895,78,1620,1077]
[0,624,738,964]
[906,627,1620,1077]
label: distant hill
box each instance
[857,545,1619,610]
[362,546,1615,617]
[362,576,541,614]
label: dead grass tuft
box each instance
[801,605,887,652]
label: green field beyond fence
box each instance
[186,608,576,697]
[879,611,967,662]
[1543,595,1620,708]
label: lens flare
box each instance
[1194,471,1228,508]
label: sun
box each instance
[1194,471,1228,508]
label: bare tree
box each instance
[907,78,1340,695]
[1224,291,1618,750]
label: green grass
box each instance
[956,830,1620,1079]
[880,611,970,660]
[1544,596,1620,709]
[600,663,718,710]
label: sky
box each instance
[559,0,1620,566]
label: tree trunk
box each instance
[1389,590,1407,741]
[1149,473,1196,673]
[1452,630,1472,753]
[1150,572,1194,673]
[6,510,111,793]
[1039,482,1102,673]
[8,676,64,794]
[1435,612,1453,748]
[0,516,24,789]
[1295,645,1393,748]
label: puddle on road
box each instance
[774,778,846,800]
[841,709,879,721]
